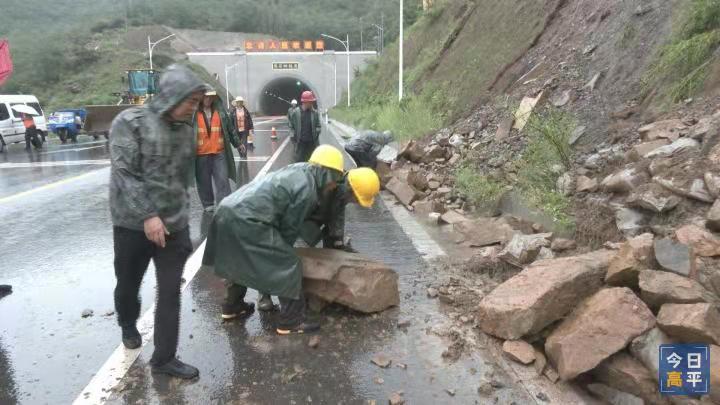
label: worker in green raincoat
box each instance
[202,145,381,335]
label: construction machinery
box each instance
[84,69,160,139]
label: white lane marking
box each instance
[72,240,207,405]
[41,145,107,155]
[253,116,286,125]
[257,137,291,178]
[73,129,293,405]
[0,160,111,169]
[380,193,446,259]
[233,156,269,162]
[0,169,108,205]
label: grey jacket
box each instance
[345,130,394,156]
[109,64,208,233]
[288,107,321,143]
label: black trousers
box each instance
[345,147,377,168]
[113,226,192,365]
[224,282,306,328]
[294,140,317,163]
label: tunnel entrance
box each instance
[258,77,315,116]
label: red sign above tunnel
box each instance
[245,39,324,52]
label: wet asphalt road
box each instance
[0,119,533,404]
[0,117,290,404]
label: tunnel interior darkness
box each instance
[258,77,315,116]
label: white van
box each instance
[0,95,48,151]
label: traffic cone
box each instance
[271,127,278,140]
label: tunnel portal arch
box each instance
[255,75,322,116]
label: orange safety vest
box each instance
[196,110,224,155]
[235,108,246,132]
[22,115,35,129]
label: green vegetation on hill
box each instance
[643,0,720,102]
[330,0,551,140]
[1,0,422,111]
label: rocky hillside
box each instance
[358,0,720,403]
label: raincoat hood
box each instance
[149,64,208,117]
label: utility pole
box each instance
[321,33,351,107]
[381,12,384,55]
[360,17,364,51]
[148,33,175,70]
[399,0,404,101]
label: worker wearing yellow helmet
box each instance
[203,145,380,335]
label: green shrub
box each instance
[331,90,448,141]
[643,0,720,102]
[514,108,576,229]
[454,164,505,205]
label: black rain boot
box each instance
[151,358,199,379]
[121,326,141,349]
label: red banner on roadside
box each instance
[0,40,13,87]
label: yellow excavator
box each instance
[83,69,159,139]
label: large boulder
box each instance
[497,233,553,266]
[644,138,700,159]
[453,217,516,247]
[626,183,680,214]
[706,199,720,232]
[385,177,421,208]
[656,303,720,345]
[576,175,598,192]
[477,250,614,339]
[638,270,715,310]
[585,384,644,405]
[675,224,720,257]
[593,353,670,405]
[615,207,646,238]
[638,119,686,142]
[406,169,429,191]
[298,248,400,313]
[628,139,670,161]
[412,199,445,217]
[544,287,656,380]
[399,140,425,163]
[629,327,675,378]
[655,176,714,203]
[602,167,650,194]
[654,238,696,278]
[605,233,655,287]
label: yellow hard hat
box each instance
[347,168,380,208]
[308,145,345,173]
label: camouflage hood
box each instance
[148,64,208,118]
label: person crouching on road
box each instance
[194,90,239,212]
[109,64,208,379]
[289,91,321,163]
[344,130,394,169]
[254,156,379,312]
[230,96,255,153]
[202,145,381,335]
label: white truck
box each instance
[0,95,48,152]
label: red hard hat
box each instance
[301,90,316,103]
